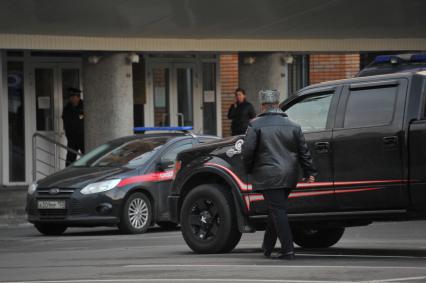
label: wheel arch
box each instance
[177,168,248,226]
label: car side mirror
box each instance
[158,160,174,171]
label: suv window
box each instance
[344,85,397,128]
[285,93,333,132]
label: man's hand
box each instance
[307,176,315,183]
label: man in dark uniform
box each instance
[227,88,256,135]
[62,88,84,166]
[242,89,317,260]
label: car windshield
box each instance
[72,137,170,168]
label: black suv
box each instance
[169,71,426,254]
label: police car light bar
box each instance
[134,126,194,132]
[374,55,399,64]
[411,54,426,62]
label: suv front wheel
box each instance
[293,227,345,248]
[180,184,242,254]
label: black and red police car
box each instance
[169,71,426,254]
[26,128,218,235]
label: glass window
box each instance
[35,68,54,131]
[344,86,397,128]
[285,93,333,132]
[7,61,26,182]
[73,137,169,168]
[177,67,194,127]
[202,63,217,135]
[161,142,193,164]
[153,68,170,127]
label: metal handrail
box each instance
[32,133,82,181]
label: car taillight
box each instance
[173,160,182,179]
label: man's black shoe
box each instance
[262,245,273,257]
[274,252,296,260]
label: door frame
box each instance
[28,62,83,180]
[1,50,82,186]
[145,58,203,133]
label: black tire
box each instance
[180,184,242,254]
[34,223,67,236]
[157,221,178,229]
[118,192,152,234]
[293,227,345,248]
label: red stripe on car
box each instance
[118,170,174,187]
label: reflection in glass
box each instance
[35,69,54,131]
[177,68,193,127]
[202,63,217,135]
[153,68,170,126]
[8,61,26,182]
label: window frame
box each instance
[335,80,401,130]
[281,85,341,133]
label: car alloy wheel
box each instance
[119,192,152,234]
[189,198,220,240]
[128,197,149,229]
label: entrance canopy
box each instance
[0,0,425,51]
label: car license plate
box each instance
[37,200,66,209]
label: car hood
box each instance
[36,166,136,189]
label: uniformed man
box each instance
[242,89,317,260]
[62,88,84,166]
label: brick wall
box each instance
[220,54,239,137]
[309,54,360,84]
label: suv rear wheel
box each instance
[118,192,152,234]
[34,223,67,236]
[180,184,242,254]
[293,227,345,248]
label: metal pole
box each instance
[32,134,37,182]
[54,143,58,172]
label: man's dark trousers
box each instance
[66,138,84,166]
[262,189,294,254]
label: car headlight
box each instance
[28,182,38,195]
[80,179,121,195]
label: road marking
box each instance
[0,279,356,283]
[123,264,426,270]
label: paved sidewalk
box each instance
[0,186,27,226]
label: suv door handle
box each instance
[314,142,330,153]
[382,136,398,145]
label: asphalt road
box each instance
[1,221,426,283]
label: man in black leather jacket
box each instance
[242,89,317,260]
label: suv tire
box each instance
[34,223,67,236]
[180,184,242,253]
[118,192,152,234]
[293,227,345,248]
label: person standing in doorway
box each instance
[62,88,84,166]
[227,88,256,136]
[242,89,317,260]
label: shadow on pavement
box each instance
[222,247,426,259]
[41,226,181,237]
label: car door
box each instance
[155,139,194,221]
[281,86,341,213]
[332,79,409,210]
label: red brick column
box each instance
[220,54,239,137]
[309,54,360,84]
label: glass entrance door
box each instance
[148,63,201,132]
[31,63,81,180]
